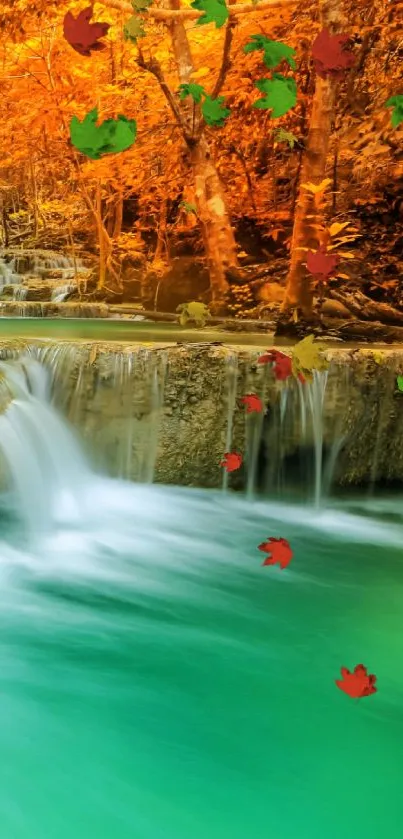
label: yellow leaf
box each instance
[291,334,329,381]
[190,67,210,80]
[338,252,356,259]
[336,273,350,279]
[328,222,350,237]
[301,178,332,195]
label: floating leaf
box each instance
[336,665,377,699]
[69,108,137,159]
[274,128,298,149]
[244,35,296,70]
[190,0,229,28]
[220,452,242,472]
[291,334,329,382]
[178,82,206,103]
[312,29,355,79]
[63,6,110,56]
[385,95,403,128]
[131,0,152,10]
[253,74,297,118]
[181,201,198,215]
[202,95,230,126]
[123,15,146,42]
[176,301,210,327]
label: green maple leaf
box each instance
[69,108,137,160]
[385,95,403,128]
[274,128,299,148]
[396,375,403,392]
[178,82,206,103]
[253,74,297,118]
[131,0,152,10]
[202,94,230,126]
[244,35,296,70]
[123,15,146,42]
[190,0,229,29]
[181,201,198,215]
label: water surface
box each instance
[0,483,402,839]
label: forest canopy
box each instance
[0,0,401,322]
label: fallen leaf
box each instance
[335,664,377,699]
[69,108,137,159]
[311,28,355,79]
[396,375,403,392]
[190,0,229,28]
[202,94,231,126]
[253,74,297,118]
[291,335,329,382]
[258,349,306,383]
[244,35,296,70]
[258,537,293,569]
[220,452,243,472]
[63,6,110,56]
[123,15,146,42]
[239,393,263,413]
[385,95,403,128]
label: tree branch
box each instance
[136,48,188,136]
[103,0,301,22]
[210,13,236,100]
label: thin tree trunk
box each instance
[189,136,238,306]
[282,0,343,316]
[166,0,239,313]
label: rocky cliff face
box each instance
[0,339,402,493]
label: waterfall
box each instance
[0,252,88,302]
[0,357,90,538]
[258,367,346,505]
[51,283,77,302]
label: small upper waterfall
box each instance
[0,251,88,302]
[0,357,90,537]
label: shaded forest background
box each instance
[0,0,401,322]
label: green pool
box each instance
[0,480,402,838]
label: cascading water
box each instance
[0,251,87,302]
[0,358,90,536]
[0,353,402,838]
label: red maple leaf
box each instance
[306,245,339,281]
[258,349,293,380]
[258,537,293,569]
[220,452,243,472]
[335,664,377,699]
[63,6,110,56]
[312,29,355,79]
[239,393,263,413]
[258,349,306,384]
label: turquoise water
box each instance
[0,482,402,838]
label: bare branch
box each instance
[103,0,301,22]
[136,48,188,136]
[210,8,236,100]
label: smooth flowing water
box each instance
[0,362,402,838]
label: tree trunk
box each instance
[189,136,238,311]
[166,0,239,313]
[282,0,343,316]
